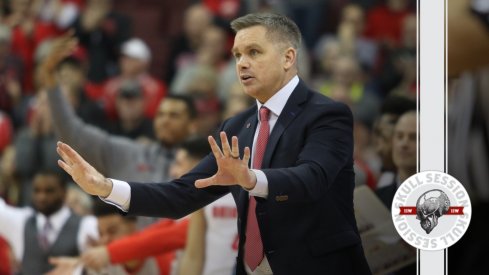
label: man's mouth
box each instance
[240,74,254,83]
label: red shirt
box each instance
[0,112,12,153]
[364,5,412,47]
[10,21,61,93]
[0,236,11,275]
[108,219,189,275]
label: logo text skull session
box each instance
[391,171,471,251]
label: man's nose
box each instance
[237,56,250,69]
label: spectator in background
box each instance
[65,184,93,216]
[0,170,98,274]
[314,3,378,72]
[87,201,164,274]
[78,137,210,274]
[376,110,416,208]
[364,0,413,48]
[165,3,213,83]
[7,0,61,94]
[47,77,197,184]
[73,0,131,83]
[375,110,416,275]
[14,91,62,205]
[108,80,155,142]
[50,138,212,275]
[172,23,239,108]
[172,64,221,136]
[283,0,328,49]
[41,35,195,188]
[103,38,167,119]
[316,55,380,127]
[0,24,23,124]
[55,56,107,129]
[379,14,416,98]
[222,81,254,120]
[197,25,230,72]
[372,95,415,187]
[35,0,82,30]
[312,39,341,83]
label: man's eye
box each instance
[250,49,258,56]
[234,53,241,59]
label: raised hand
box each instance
[56,142,113,197]
[38,31,78,89]
[195,132,256,189]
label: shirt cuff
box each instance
[248,169,268,198]
[100,179,131,212]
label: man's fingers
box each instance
[195,177,214,188]
[57,160,73,175]
[56,145,72,165]
[208,136,223,159]
[220,132,232,157]
[57,142,85,166]
[243,146,251,164]
[48,257,62,265]
[231,136,239,158]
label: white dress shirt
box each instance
[103,75,300,275]
[0,198,98,262]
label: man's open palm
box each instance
[195,132,256,189]
[56,142,112,197]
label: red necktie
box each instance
[245,106,270,271]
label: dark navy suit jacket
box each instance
[126,80,371,275]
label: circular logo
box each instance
[391,171,472,251]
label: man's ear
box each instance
[283,47,297,71]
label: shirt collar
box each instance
[36,206,71,232]
[256,75,299,119]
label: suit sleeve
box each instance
[108,219,189,263]
[127,153,230,218]
[262,102,354,203]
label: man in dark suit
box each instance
[55,13,371,275]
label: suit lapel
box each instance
[262,80,309,168]
[238,112,258,160]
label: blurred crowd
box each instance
[0,0,418,274]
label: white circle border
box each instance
[391,170,472,251]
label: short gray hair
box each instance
[230,13,302,50]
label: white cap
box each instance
[121,38,151,62]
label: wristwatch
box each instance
[471,0,489,32]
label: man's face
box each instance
[32,174,66,216]
[169,149,200,179]
[373,114,398,170]
[120,56,147,77]
[97,215,135,245]
[232,26,293,103]
[57,65,84,90]
[115,95,145,123]
[153,99,193,147]
[392,112,417,171]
